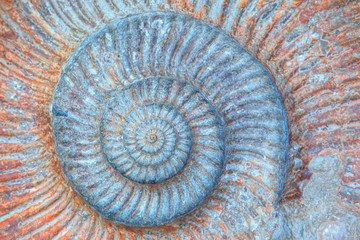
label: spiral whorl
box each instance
[52,12,287,227]
[3,0,359,238]
[101,78,222,185]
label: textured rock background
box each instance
[0,0,359,239]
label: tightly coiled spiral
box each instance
[2,1,359,238]
[53,12,287,227]
[101,78,224,185]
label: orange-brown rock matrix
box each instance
[1,0,359,239]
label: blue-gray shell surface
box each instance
[53,12,287,227]
[2,0,359,239]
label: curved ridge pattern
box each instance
[52,12,286,227]
[103,100,192,183]
[1,0,359,239]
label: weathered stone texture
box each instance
[0,0,359,239]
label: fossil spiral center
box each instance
[101,94,194,184]
[146,132,158,143]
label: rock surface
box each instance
[0,0,359,239]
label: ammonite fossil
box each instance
[1,1,359,239]
[52,12,286,226]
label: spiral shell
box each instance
[2,1,358,239]
[52,12,286,227]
